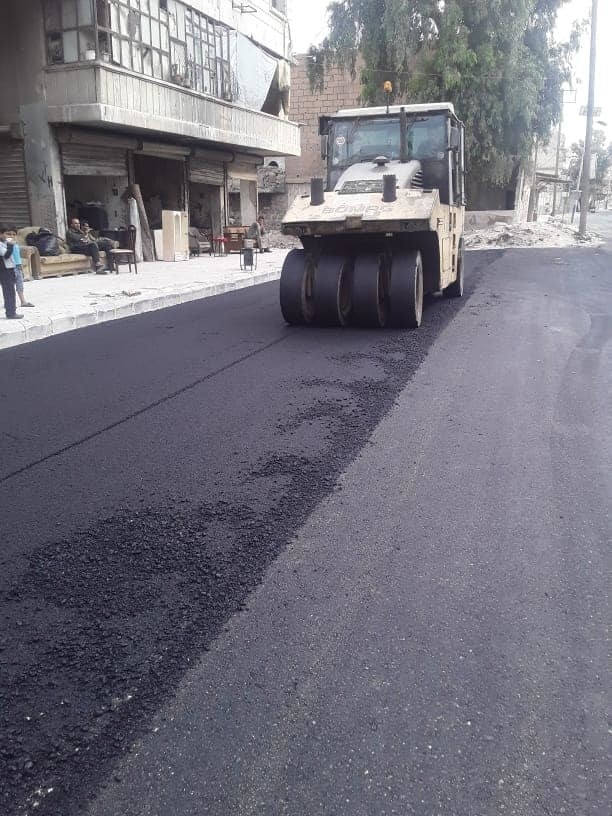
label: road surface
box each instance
[1,223,611,815]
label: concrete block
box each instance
[51,315,77,335]
[74,311,99,329]
[163,293,182,308]
[25,321,53,343]
[131,298,156,314]
[113,304,136,321]
[0,322,27,350]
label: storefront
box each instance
[133,142,190,231]
[227,156,261,228]
[188,148,227,236]
[0,132,31,228]
[58,130,132,231]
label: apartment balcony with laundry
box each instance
[42,0,299,157]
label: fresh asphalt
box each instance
[1,219,611,815]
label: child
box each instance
[5,227,34,308]
[0,223,21,319]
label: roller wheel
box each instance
[444,238,464,298]
[312,254,353,326]
[388,250,423,329]
[351,253,389,327]
[280,249,315,324]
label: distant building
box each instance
[0,0,299,238]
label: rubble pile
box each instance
[269,230,301,250]
[465,218,602,250]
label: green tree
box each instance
[308,0,581,203]
[568,131,612,193]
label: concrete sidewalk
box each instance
[0,250,289,350]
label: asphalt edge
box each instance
[0,268,281,351]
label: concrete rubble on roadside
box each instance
[0,250,289,351]
[465,217,604,250]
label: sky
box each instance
[288,0,611,146]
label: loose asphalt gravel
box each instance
[1,234,611,815]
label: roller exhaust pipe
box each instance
[382,174,397,202]
[310,177,325,206]
[400,106,408,163]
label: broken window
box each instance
[43,0,232,103]
[44,0,96,63]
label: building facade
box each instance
[0,0,298,242]
[256,53,363,230]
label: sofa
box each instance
[16,227,113,279]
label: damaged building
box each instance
[0,0,298,245]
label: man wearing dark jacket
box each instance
[0,223,21,319]
[66,218,114,273]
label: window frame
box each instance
[44,0,97,64]
[44,0,233,103]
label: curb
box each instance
[0,269,281,351]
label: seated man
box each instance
[66,217,114,274]
[247,215,271,253]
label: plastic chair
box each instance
[109,225,138,274]
[212,235,227,256]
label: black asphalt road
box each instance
[1,230,611,815]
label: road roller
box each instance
[280,101,466,328]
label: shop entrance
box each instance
[133,154,186,231]
[64,175,129,232]
[189,183,224,237]
[61,142,130,232]
[0,136,31,228]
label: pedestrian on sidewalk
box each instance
[0,224,22,320]
[66,218,114,274]
[5,227,34,308]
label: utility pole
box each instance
[579,0,598,237]
[552,112,563,217]
[552,87,577,218]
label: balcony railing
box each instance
[44,62,300,157]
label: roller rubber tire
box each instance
[388,249,423,329]
[351,253,389,328]
[312,254,353,326]
[279,249,315,324]
[443,238,464,298]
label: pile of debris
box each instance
[465,218,602,250]
[269,230,300,250]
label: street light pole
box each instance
[579,0,598,237]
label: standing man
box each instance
[0,224,21,320]
[66,218,114,273]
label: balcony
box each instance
[44,62,300,157]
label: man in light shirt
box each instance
[0,223,21,319]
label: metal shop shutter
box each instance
[61,144,127,176]
[0,137,31,226]
[189,157,225,186]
